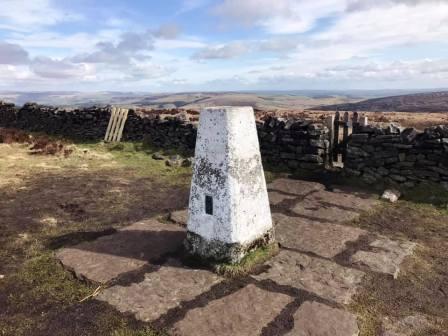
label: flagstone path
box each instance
[56,178,417,336]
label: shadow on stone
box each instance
[46,228,117,250]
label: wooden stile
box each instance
[104,107,129,142]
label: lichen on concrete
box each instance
[185,106,274,263]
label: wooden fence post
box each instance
[325,115,335,167]
[352,111,359,133]
[333,111,340,162]
[342,112,350,162]
[114,108,129,142]
[360,116,368,127]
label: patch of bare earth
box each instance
[0,130,189,336]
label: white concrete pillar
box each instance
[185,106,274,263]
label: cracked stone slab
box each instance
[169,209,188,226]
[97,259,222,322]
[56,219,185,284]
[291,189,378,223]
[350,236,417,278]
[285,301,359,336]
[171,284,294,336]
[253,250,365,305]
[275,214,368,258]
[268,179,325,205]
[315,188,379,212]
[291,197,359,223]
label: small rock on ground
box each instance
[152,153,164,160]
[171,284,294,336]
[169,209,188,226]
[165,155,183,167]
[381,189,401,203]
[285,301,359,336]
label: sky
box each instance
[1,0,448,92]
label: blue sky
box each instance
[1,0,448,92]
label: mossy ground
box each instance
[212,243,280,278]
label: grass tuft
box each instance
[212,243,279,278]
[401,181,448,209]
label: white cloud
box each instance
[213,0,346,34]
[5,30,122,54]
[153,24,182,40]
[0,42,29,64]
[71,31,154,65]
[30,56,92,79]
[177,0,210,14]
[192,42,250,60]
[0,0,82,31]
[0,64,32,80]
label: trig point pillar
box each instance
[184,106,274,263]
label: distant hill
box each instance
[1,89,445,111]
[313,91,448,112]
[0,91,361,110]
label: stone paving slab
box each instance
[291,189,378,223]
[268,179,326,196]
[97,259,222,322]
[292,197,360,223]
[350,236,417,278]
[171,284,294,336]
[285,301,359,336]
[307,189,378,212]
[274,213,367,258]
[253,250,365,305]
[56,219,185,283]
[269,190,298,206]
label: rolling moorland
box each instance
[1,89,448,130]
[0,89,443,111]
[314,91,448,113]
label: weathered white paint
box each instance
[187,106,273,246]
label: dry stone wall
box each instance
[345,124,448,187]
[0,102,329,170]
[258,117,330,170]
